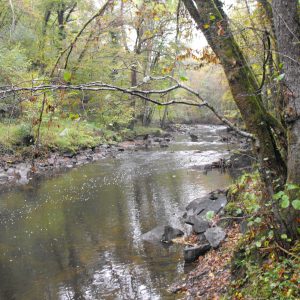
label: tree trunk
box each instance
[161,0,182,129]
[183,0,286,181]
[272,0,300,238]
[182,0,297,240]
[129,64,137,129]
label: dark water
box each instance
[0,125,234,300]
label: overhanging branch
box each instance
[0,77,254,139]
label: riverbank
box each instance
[0,122,249,189]
[170,171,300,300]
[0,126,173,188]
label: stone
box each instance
[183,209,196,225]
[163,226,184,242]
[189,133,198,142]
[193,217,209,234]
[6,168,15,176]
[142,225,184,243]
[63,151,75,158]
[0,173,9,181]
[48,157,55,166]
[204,227,226,248]
[240,220,248,234]
[159,142,169,148]
[184,244,211,263]
[186,197,205,211]
[186,196,227,218]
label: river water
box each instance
[0,125,234,300]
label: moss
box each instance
[133,126,164,137]
[0,120,166,154]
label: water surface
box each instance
[0,125,233,300]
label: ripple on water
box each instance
[0,125,234,299]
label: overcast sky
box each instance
[189,0,239,50]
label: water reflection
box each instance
[0,125,232,299]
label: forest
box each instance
[0,0,299,299]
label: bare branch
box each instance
[50,0,114,76]
[0,77,254,139]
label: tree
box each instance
[271,0,300,238]
[182,0,299,240]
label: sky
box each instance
[189,0,238,50]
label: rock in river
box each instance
[184,244,211,263]
[142,225,184,243]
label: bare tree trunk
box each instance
[161,0,182,129]
[129,64,137,129]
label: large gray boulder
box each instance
[142,225,184,243]
[204,227,226,248]
[193,217,209,234]
[184,194,227,226]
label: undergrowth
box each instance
[0,119,164,154]
[225,171,300,300]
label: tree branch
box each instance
[50,0,113,76]
[0,77,254,139]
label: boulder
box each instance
[229,150,255,169]
[184,244,211,263]
[192,217,209,234]
[185,195,227,219]
[204,227,226,248]
[142,225,184,243]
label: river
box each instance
[0,125,234,300]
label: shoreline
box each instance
[0,123,251,191]
[0,133,174,190]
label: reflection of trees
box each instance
[0,150,221,299]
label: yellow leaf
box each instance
[203,24,210,29]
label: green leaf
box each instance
[63,71,72,82]
[275,73,285,82]
[247,221,254,227]
[206,210,215,220]
[179,76,188,81]
[254,217,262,223]
[291,199,300,210]
[255,241,262,248]
[281,197,290,208]
[236,208,242,215]
[282,194,289,201]
[281,234,288,240]
[273,191,284,200]
[286,183,299,190]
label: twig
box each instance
[275,242,300,261]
